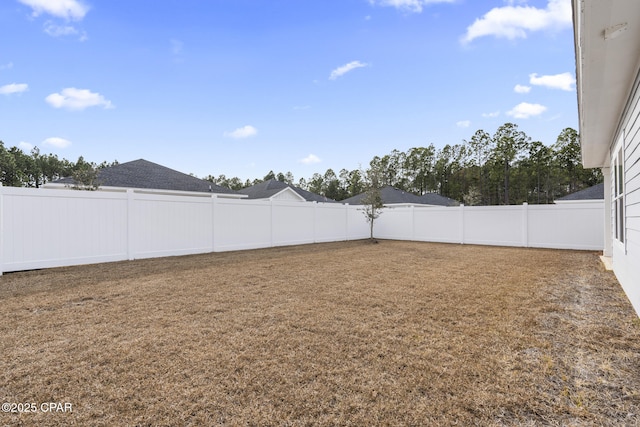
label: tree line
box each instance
[209,123,602,205]
[2,123,602,204]
[0,142,117,189]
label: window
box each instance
[613,142,625,244]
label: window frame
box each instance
[613,135,625,248]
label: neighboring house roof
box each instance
[47,159,242,197]
[556,183,604,201]
[238,179,335,202]
[342,185,459,207]
[419,192,460,207]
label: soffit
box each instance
[575,0,640,167]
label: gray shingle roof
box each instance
[557,183,604,201]
[342,186,459,206]
[52,159,238,195]
[238,179,335,202]
[418,191,460,206]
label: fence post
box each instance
[344,204,349,241]
[460,203,465,244]
[211,195,217,252]
[411,205,416,241]
[127,189,135,260]
[313,201,318,243]
[270,199,274,248]
[0,183,3,276]
[522,202,529,247]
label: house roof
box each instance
[238,179,335,202]
[342,185,459,207]
[419,191,460,206]
[573,0,640,167]
[556,183,604,201]
[51,159,239,195]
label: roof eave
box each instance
[573,0,640,168]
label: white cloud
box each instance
[18,0,89,20]
[329,61,369,80]
[44,22,76,36]
[529,72,575,91]
[170,39,183,55]
[43,137,72,148]
[461,0,571,44]
[224,125,258,139]
[45,88,114,111]
[300,154,321,165]
[368,0,455,13]
[456,120,471,128]
[482,111,500,118]
[514,84,531,94]
[43,21,86,40]
[0,62,13,70]
[507,102,547,119]
[0,83,28,95]
[18,141,34,152]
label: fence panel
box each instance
[315,203,349,243]
[346,206,371,240]
[375,207,414,240]
[0,186,606,275]
[528,202,604,249]
[463,206,524,247]
[213,198,272,252]
[1,187,128,272]
[131,192,214,259]
[413,207,461,243]
[272,201,316,246]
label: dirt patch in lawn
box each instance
[1,240,639,426]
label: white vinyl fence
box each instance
[375,202,604,250]
[0,185,604,274]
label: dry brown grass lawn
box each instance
[1,240,639,426]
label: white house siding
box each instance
[612,69,640,315]
[272,188,305,202]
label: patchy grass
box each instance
[1,240,639,426]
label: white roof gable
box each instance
[268,187,307,202]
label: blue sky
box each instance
[1,0,577,182]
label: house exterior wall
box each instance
[612,68,640,315]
